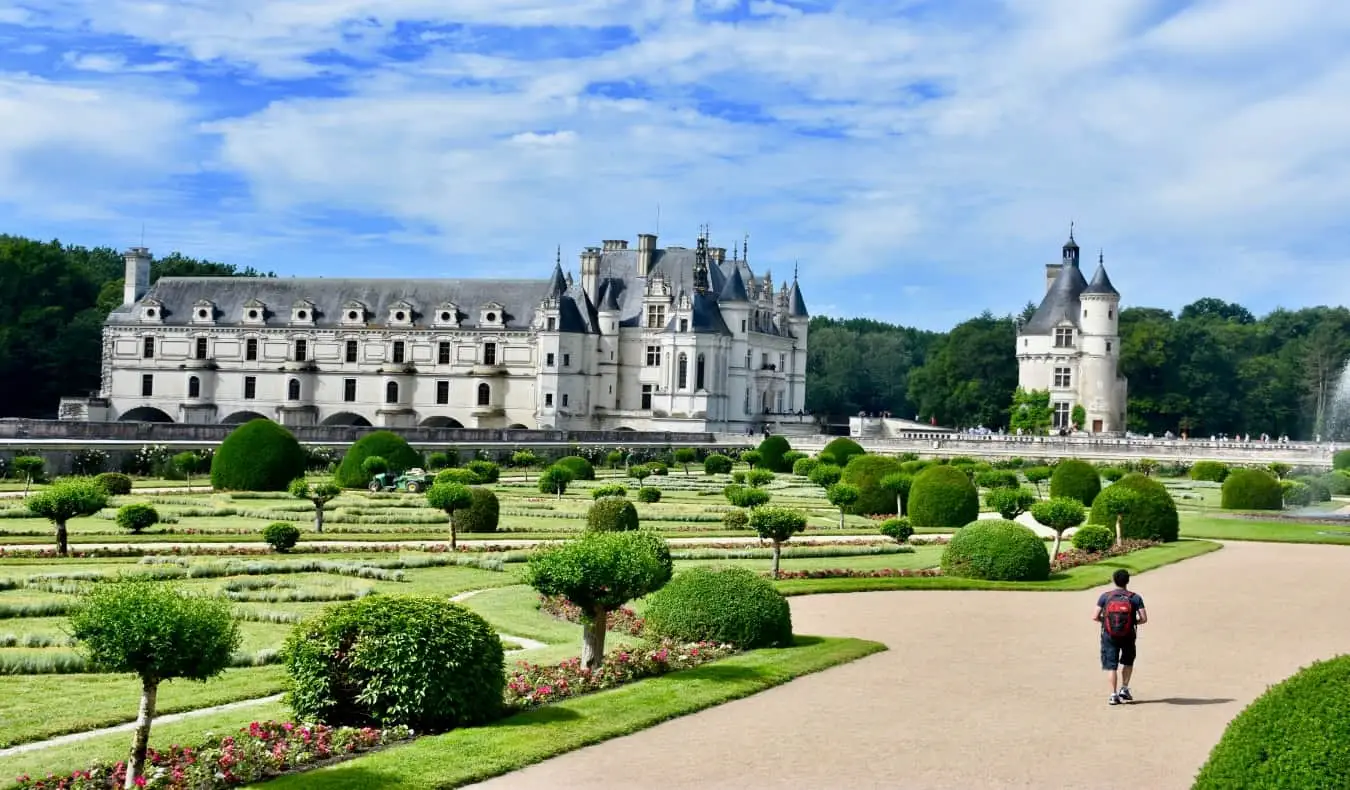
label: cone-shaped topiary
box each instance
[643,567,792,649]
[1088,473,1179,542]
[840,454,906,516]
[1049,459,1101,506]
[1221,468,1284,510]
[210,419,308,492]
[335,431,423,488]
[940,519,1050,581]
[907,465,979,528]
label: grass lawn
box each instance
[260,635,884,790]
[1180,513,1350,545]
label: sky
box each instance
[1,0,1348,331]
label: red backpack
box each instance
[1102,590,1137,640]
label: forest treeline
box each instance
[3,233,1347,439]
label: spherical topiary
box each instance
[723,509,750,529]
[262,521,301,552]
[1049,459,1101,506]
[465,460,500,483]
[587,496,639,532]
[637,486,662,503]
[436,467,481,486]
[839,455,905,516]
[211,419,308,492]
[808,464,843,488]
[1071,524,1114,553]
[792,456,819,477]
[283,595,503,731]
[1191,460,1230,483]
[1324,471,1350,496]
[703,453,733,474]
[940,519,1050,581]
[821,437,866,467]
[94,472,133,496]
[115,503,160,534]
[907,465,979,528]
[591,483,628,499]
[1088,473,1179,542]
[879,517,914,544]
[756,435,794,473]
[334,430,422,488]
[782,451,807,469]
[643,567,792,649]
[453,487,499,533]
[1221,468,1284,510]
[554,456,596,481]
[1193,654,1350,789]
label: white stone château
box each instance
[1015,228,1127,433]
[64,231,809,432]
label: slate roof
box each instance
[718,265,750,302]
[1022,262,1088,334]
[1082,260,1119,296]
[787,280,808,317]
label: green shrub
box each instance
[723,509,749,529]
[808,464,842,488]
[509,450,537,470]
[1221,468,1284,511]
[591,484,628,499]
[1334,450,1350,471]
[725,485,771,508]
[95,472,133,496]
[899,459,929,475]
[1049,459,1101,506]
[748,505,808,577]
[974,469,1020,489]
[908,465,979,528]
[940,519,1050,581]
[1324,471,1350,496]
[730,470,746,485]
[739,450,762,468]
[283,595,503,731]
[637,486,661,503]
[643,567,792,648]
[453,488,499,534]
[1297,476,1332,502]
[465,460,500,483]
[262,522,301,553]
[1191,460,1230,483]
[587,496,639,532]
[756,435,794,472]
[1193,654,1350,789]
[115,503,160,534]
[539,466,574,497]
[1100,467,1126,482]
[1071,524,1114,553]
[334,431,422,488]
[26,478,109,556]
[211,420,308,492]
[554,456,596,481]
[703,453,733,475]
[782,451,807,469]
[436,468,481,486]
[1280,480,1313,508]
[746,469,775,487]
[821,437,866,466]
[426,452,450,471]
[984,487,1036,520]
[792,456,819,477]
[879,473,913,515]
[1030,496,1086,558]
[879,517,913,544]
[1088,473,1179,542]
[1022,465,1053,494]
[840,454,905,515]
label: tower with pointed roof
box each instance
[1015,228,1127,434]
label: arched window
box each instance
[477,382,491,406]
[695,354,706,390]
[677,353,688,389]
[188,376,200,398]
[288,379,301,401]
[385,381,398,403]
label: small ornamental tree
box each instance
[511,450,539,481]
[605,450,626,469]
[1030,496,1087,560]
[115,503,160,534]
[1023,466,1052,496]
[288,478,341,533]
[703,453,733,475]
[1137,458,1158,477]
[172,451,200,491]
[1095,487,1140,546]
[1070,404,1087,431]
[826,483,860,529]
[26,478,108,556]
[674,448,697,475]
[1268,462,1292,480]
[749,505,808,578]
[526,531,673,669]
[740,450,762,469]
[984,487,1037,520]
[809,464,843,489]
[879,517,914,544]
[1049,459,1101,506]
[13,455,44,494]
[746,469,776,487]
[539,466,574,498]
[69,582,239,789]
[427,481,474,550]
[361,455,389,480]
[628,465,652,483]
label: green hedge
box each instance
[1220,469,1284,510]
[642,567,792,648]
[95,472,133,496]
[792,456,819,477]
[1088,474,1179,542]
[821,437,866,467]
[587,496,639,532]
[210,420,308,492]
[940,519,1050,581]
[840,454,905,516]
[756,435,794,473]
[1049,459,1101,506]
[907,465,979,528]
[1191,460,1230,483]
[1334,450,1350,471]
[554,456,596,481]
[335,431,423,488]
[452,487,499,534]
[1193,654,1350,789]
[703,454,733,474]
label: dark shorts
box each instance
[1100,634,1136,670]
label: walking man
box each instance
[1095,568,1147,705]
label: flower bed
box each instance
[505,641,736,709]
[13,721,412,789]
[1050,539,1159,572]
[538,595,645,635]
[766,567,944,580]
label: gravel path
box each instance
[472,541,1350,790]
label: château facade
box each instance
[62,231,810,433]
[1015,228,1128,433]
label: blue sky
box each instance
[1,0,1348,330]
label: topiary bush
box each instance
[426,452,450,471]
[1193,654,1350,789]
[879,517,914,544]
[453,487,499,534]
[1088,473,1179,542]
[211,420,309,492]
[940,519,1050,581]
[1221,468,1284,511]
[637,486,661,503]
[840,454,905,516]
[1100,467,1126,482]
[1297,476,1332,502]
[262,522,301,553]
[586,496,639,532]
[907,465,979,528]
[725,485,771,508]
[1049,459,1101,506]
[465,460,500,483]
[1334,450,1350,471]
[703,453,733,475]
[974,469,1020,489]
[436,467,481,485]
[643,567,793,649]
[283,595,504,731]
[334,431,422,488]
[755,435,794,473]
[95,472,133,496]
[821,437,866,467]
[723,509,750,529]
[554,456,595,481]
[984,487,1036,520]
[782,451,807,470]
[1324,470,1350,496]
[1191,460,1230,483]
[745,469,776,487]
[1071,524,1114,553]
[591,483,628,499]
[115,503,160,534]
[808,464,843,488]
[1280,480,1312,508]
[792,456,819,477]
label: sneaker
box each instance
[1108,694,1122,706]
[1118,687,1133,703]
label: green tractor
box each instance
[368,467,436,493]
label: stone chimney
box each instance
[580,247,601,304]
[602,239,629,251]
[710,246,726,266]
[637,233,657,277]
[1045,263,1062,295]
[123,246,152,306]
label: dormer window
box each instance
[291,299,316,326]
[241,299,267,326]
[433,302,460,328]
[1054,327,1075,348]
[388,300,415,327]
[479,302,505,328]
[140,298,164,324]
[341,301,368,327]
[191,300,215,325]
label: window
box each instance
[288,379,301,401]
[1108,309,1114,319]
[188,376,200,398]
[392,341,405,364]
[385,381,399,403]
[142,337,154,359]
[744,388,751,413]
[141,374,153,396]
[777,392,785,412]
[761,352,769,369]
[1083,309,1088,318]
[477,382,491,406]
[779,353,785,371]
[545,393,554,407]
[696,354,706,390]
[483,343,497,365]
[677,353,688,389]
[547,316,556,331]
[679,318,688,332]
[745,350,752,368]
[1106,341,1113,352]
[645,305,666,328]
[246,339,258,361]
[436,380,449,404]
[1053,402,1071,429]
[343,378,356,402]
[1054,367,1072,388]
[546,352,555,367]
[438,341,451,365]
[641,384,653,410]
[562,393,569,407]
[646,345,659,366]
[244,376,257,399]
[194,338,208,360]
[1054,327,1074,348]
[562,353,570,367]
[294,339,307,362]
[346,340,358,363]
[741,319,747,332]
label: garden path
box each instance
[472,541,1350,790]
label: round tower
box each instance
[1079,251,1122,433]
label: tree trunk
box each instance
[1114,513,1124,546]
[771,542,782,579]
[23,475,32,495]
[184,473,191,494]
[448,512,458,551]
[838,508,845,530]
[125,678,159,789]
[897,494,904,516]
[581,607,608,670]
[1051,531,1063,563]
[314,504,324,534]
[55,519,69,557]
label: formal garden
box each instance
[2,427,1349,788]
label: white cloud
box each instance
[61,51,178,73]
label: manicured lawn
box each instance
[676,545,942,573]
[1180,513,1350,545]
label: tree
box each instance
[879,472,913,516]
[12,456,44,494]
[115,503,159,534]
[826,483,859,529]
[427,482,474,550]
[1024,466,1052,496]
[1096,488,1140,546]
[741,450,762,468]
[1268,462,1292,480]
[539,466,574,498]
[69,581,239,788]
[361,456,389,479]
[1031,497,1086,560]
[907,312,1018,428]
[749,505,808,578]
[526,531,672,669]
[172,451,200,492]
[1008,388,1052,435]
[288,478,341,533]
[674,448,697,475]
[511,450,539,481]
[26,478,108,556]
[746,469,775,487]
[985,487,1036,520]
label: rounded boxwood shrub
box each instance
[283,595,503,731]
[115,503,159,534]
[1324,470,1350,496]
[1221,468,1284,510]
[940,519,1050,581]
[590,483,628,499]
[723,509,749,529]
[453,487,499,533]
[821,437,866,467]
[465,460,500,483]
[1071,524,1114,553]
[636,486,661,503]
[94,472,133,496]
[1049,459,1101,506]
[840,454,905,516]
[1280,480,1312,508]
[211,420,308,492]
[808,464,842,488]
[756,435,793,473]
[643,567,792,648]
[907,465,979,528]
[1088,473,1179,542]
[554,456,595,481]
[587,496,639,532]
[792,456,819,477]
[436,468,481,486]
[974,469,1019,489]
[262,521,301,553]
[703,453,733,474]
[879,517,913,544]
[334,431,422,488]
[726,485,771,508]
[1191,460,1230,483]
[1100,467,1126,482]
[782,451,807,469]
[1193,654,1350,789]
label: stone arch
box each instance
[322,412,373,427]
[221,410,269,424]
[507,423,530,430]
[615,426,637,432]
[421,416,464,428]
[119,406,174,423]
